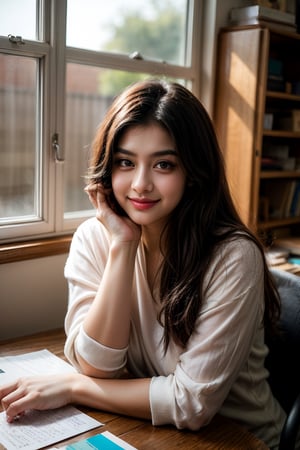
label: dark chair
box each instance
[265,268,300,450]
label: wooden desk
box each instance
[0,329,269,450]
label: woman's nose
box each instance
[131,167,153,193]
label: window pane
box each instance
[66,0,188,66]
[0,0,37,40]
[64,64,152,215]
[0,54,40,223]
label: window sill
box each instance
[0,236,72,264]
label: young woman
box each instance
[0,80,285,448]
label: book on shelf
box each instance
[268,58,283,76]
[261,157,284,171]
[266,76,286,92]
[277,110,300,132]
[264,113,274,130]
[283,180,297,217]
[283,181,300,217]
[290,181,300,216]
[263,144,289,159]
[261,179,300,219]
[231,18,297,33]
[229,5,296,25]
[262,180,294,219]
[261,144,297,171]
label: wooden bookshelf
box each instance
[214,25,300,251]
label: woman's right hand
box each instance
[0,374,75,422]
[84,183,141,244]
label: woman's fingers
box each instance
[85,184,117,222]
[4,397,30,423]
[0,374,74,422]
[84,183,99,209]
[84,184,111,211]
[0,380,18,399]
[1,379,36,422]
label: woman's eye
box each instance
[116,158,133,168]
[156,161,174,170]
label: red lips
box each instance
[129,198,159,210]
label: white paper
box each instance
[0,349,76,386]
[100,431,138,450]
[0,350,103,449]
[0,406,102,450]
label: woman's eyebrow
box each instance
[114,148,178,157]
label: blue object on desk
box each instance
[67,433,124,449]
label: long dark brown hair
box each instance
[88,79,280,349]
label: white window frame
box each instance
[0,0,205,244]
[0,0,56,242]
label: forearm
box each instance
[83,241,138,350]
[71,373,152,420]
[0,373,151,423]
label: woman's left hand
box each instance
[0,373,75,422]
[84,183,141,244]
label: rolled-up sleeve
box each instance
[150,369,214,430]
[76,326,127,371]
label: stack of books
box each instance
[267,58,285,92]
[266,246,290,266]
[229,5,296,32]
[262,144,297,171]
[266,241,300,275]
[262,180,300,220]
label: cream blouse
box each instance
[64,217,285,449]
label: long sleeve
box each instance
[148,239,271,428]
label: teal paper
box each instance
[67,433,124,449]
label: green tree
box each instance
[99,0,184,95]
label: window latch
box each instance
[52,133,64,162]
[8,34,25,45]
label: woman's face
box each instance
[111,122,186,230]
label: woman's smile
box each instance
[128,197,160,210]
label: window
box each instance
[0,0,203,244]
[0,54,40,220]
